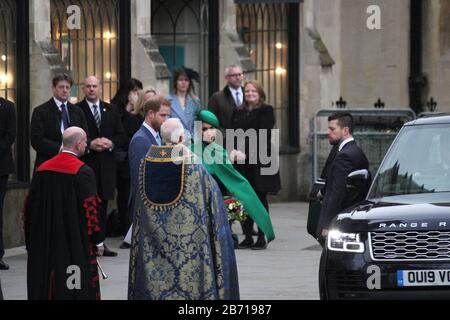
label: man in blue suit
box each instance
[129,96,171,191]
[127,97,171,233]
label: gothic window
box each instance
[0,0,16,102]
[151,0,209,103]
[237,3,290,147]
[51,0,120,102]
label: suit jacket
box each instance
[78,99,125,199]
[232,103,281,194]
[116,107,143,179]
[0,98,16,176]
[208,86,243,133]
[31,98,88,170]
[128,125,158,194]
[318,140,369,233]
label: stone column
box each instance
[29,0,68,171]
[422,0,450,111]
[130,0,170,96]
[219,0,255,83]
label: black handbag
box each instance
[306,179,325,239]
[307,200,322,239]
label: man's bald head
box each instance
[160,118,185,144]
[83,75,102,102]
[63,127,87,156]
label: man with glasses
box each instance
[208,65,244,140]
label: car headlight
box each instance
[327,230,365,253]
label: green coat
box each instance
[191,142,275,242]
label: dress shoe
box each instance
[120,242,131,249]
[237,237,254,249]
[251,238,267,250]
[102,245,118,257]
[0,259,9,270]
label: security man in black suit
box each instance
[78,76,126,257]
[0,97,16,271]
[208,65,244,140]
[317,112,369,242]
[30,74,88,171]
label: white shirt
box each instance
[228,86,243,107]
[339,137,355,152]
[143,122,161,145]
[86,99,101,123]
[53,97,70,134]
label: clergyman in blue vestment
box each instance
[128,118,239,300]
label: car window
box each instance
[369,125,450,198]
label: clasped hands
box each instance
[90,138,113,152]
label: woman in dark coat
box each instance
[232,80,281,250]
[110,78,143,237]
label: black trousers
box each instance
[0,175,8,259]
[116,175,131,235]
[242,192,268,239]
[97,199,108,243]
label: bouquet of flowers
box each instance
[224,196,248,222]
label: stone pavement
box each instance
[0,202,322,300]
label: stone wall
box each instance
[340,0,409,108]
[423,0,450,112]
[130,0,170,96]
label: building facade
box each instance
[2,0,449,248]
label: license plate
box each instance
[397,270,450,287]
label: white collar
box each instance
[86,99,101,109]
[143,121,159,140]
[61,150,78,157]
[339,137,355,152]
[228,86,243,95]
[53,97,68,109]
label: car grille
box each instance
[370,231,450,261]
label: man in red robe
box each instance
[25,126,103,300]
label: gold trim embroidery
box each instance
[138,145,191,210]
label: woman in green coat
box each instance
[191,110,275,249]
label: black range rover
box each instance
[322,115,450,300]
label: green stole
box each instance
[191,141,275,242]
